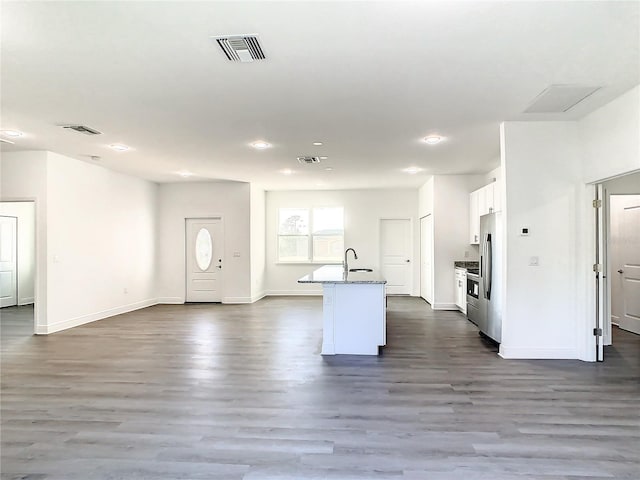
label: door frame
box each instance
[606,193,640,336]
[184,216,224,303]
[0,199,37,335]
[379,217,413,295]
[594,170,640,361]
[0,215,18,308]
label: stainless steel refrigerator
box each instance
[478,212,503,343]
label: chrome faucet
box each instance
[344,248,358,272]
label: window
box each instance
[278,207,344,263]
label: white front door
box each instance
[380,218,411,295]
[186,218,224,303]
[612,196,640,335]
[0,216,18,308]
[420,215,433,304]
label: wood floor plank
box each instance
[1,297,639,479]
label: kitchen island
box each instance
[298,265,387,355]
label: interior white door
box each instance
[420,215,433,304]
[615,196,640,334]
[0,216,18,308]
[186,218,224,303]
[380,218,411,295]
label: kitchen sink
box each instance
[349,268,373,273]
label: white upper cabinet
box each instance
[470,190,480,244]
[470,182,500,245]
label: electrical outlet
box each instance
[123,288,128,294]
[529,256,539,266]
[464,250,470,258]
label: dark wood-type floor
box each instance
[1,298,639,480]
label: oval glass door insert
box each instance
[195,228,213,271]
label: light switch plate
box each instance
[529,256,539,266]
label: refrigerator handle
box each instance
[485,233,492,300]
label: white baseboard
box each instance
[267,290,322,296]
[222,296,253,304]
[18,297,35,306]
[39,298,159,335]
[250,291,267,303]
[499,345,578,360]
[157,297,184,304]
[617,318,640,335]
[431,303,458,310]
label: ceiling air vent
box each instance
[297,156,321,165]
[214,35,265,62]
[524,85,601,113]
[61,125,102,135]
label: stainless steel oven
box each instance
[466,272,480,326]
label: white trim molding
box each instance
[431,303,458,311]
[36,298,158,335]
[157,297,184,304]
[499,346,579,360]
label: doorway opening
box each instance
[595,171,640,361]
[0,201,36,339]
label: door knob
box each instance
[618,269,624,274]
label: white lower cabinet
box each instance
[455,268,467,315]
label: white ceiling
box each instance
[1,1,638,190]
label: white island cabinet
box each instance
[298,265,387,355]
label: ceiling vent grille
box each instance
[61,124,102,135]
[524,85,601,113]
[214,35,265,62]
[297,156,321,165]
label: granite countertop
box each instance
[454,261,479,270]
[298,265,387,284]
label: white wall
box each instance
[45,152,157,333]
[580,85,640,183]
[157,181,252,303]
[0,151,48,329]
[250,184,266,302]
[432,175,484,308]
[0,151,158,334]
[0,201,35,305]
[500,121,588,359]
[418,176,434,218]
[418,175,484,309]
[266,189,419,295]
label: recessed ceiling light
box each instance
[251,140,271,149]
[324,167,333,171]
[109,144,130,152]
[403,166,423,175]
[1,130,24,137]
[313,142,323,146]
[423,135,443,145]
[319,156,328,160]
[178,171,193,178]
[281,168,293,175]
